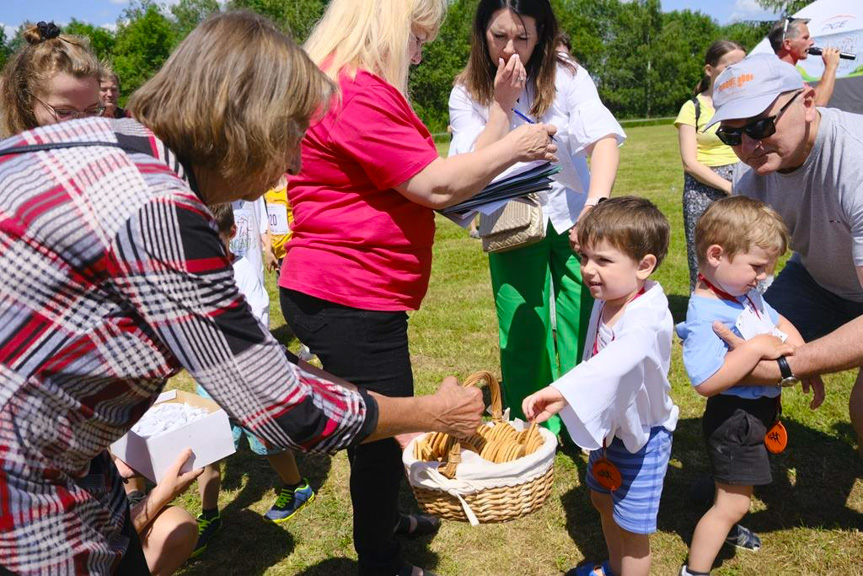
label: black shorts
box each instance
[703,394,778,486]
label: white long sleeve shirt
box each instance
[552,281,679,453]
[448,61,626,233]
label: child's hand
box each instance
[802,375,826,409]
[522,387,567,424]
[748,333,795,360]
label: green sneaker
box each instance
[264,480,315,523]
[191,512,222,558]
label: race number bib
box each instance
[735,303,787,342]
[267,203,290,235]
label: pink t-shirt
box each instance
[279,69,439,311]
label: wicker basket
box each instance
[403,371,556,524]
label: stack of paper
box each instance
[440,162,561,227]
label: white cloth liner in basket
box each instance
[402,420,557,526]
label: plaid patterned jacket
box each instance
[0,118,378,574]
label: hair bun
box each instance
[36,21,62,41]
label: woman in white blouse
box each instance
[449,0,625,435]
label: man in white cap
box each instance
[707,53,863,460]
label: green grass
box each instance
[173,125,863,575]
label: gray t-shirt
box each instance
[733,108,863,302]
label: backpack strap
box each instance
[690,95,702,133]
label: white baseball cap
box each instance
[707,53,804,128]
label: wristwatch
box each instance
[776,356,800,387]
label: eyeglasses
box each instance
[410,32,427,52]
[715,91,802,147]
[33,96,105,122]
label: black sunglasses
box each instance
[716,91,802,146]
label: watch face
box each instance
[780,376,800,388]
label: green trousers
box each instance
[488,223,593,435]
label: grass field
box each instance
[173,124,863,575]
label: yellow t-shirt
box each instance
[674,94,739,167]
[263,177,293,261]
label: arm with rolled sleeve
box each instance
[112,192,378,453]
[560,68,624,217]
[562,68,625,158]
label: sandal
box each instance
[393,513,441,537]
[397,564,438,576]
[566,560,615,576]
[725,524,761,551]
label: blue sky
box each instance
[0,0,781,38]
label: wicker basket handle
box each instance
[461,371,503,422]
[439,371,502,479]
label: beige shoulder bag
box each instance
[478,194,545,253]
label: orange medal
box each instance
[764,420,788,454]
[592,439,622,491]
[764,397,788,454]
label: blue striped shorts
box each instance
[585,426,673,534]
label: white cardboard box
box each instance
[111,390,236,483]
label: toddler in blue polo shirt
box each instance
[676,196,824,576]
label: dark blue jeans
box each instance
[765,260,863,342]
[280,288,413,576]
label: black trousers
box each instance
[280,289,413,576]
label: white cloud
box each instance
[1,22,15,39]
[730,0,780,22]
[101,22,118,33]
[109,0,129,5]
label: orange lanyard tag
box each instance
[592,458,622,491]
[592,439,622,491]
[764,420,788,454]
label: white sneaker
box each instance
[297,344,315,363]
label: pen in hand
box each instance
[511,108,557,141]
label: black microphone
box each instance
[808,46,857,60]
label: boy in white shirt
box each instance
[192,204,314,558]
[523,197,677,576]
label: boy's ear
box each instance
[230,224,238,240]
[705,244,724,267]
[636,254,657,280]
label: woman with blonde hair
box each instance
[0,11,485,575]
[0,21,103,137]
[448,0,625,438]
[280,1,556,574]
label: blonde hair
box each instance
[129,11,336,186]
[695,196,789,266]
[304,0,446,94]
[98,61,120,89]
[0,22,100,137]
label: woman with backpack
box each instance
[674,40,746,291]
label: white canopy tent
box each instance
[751,0,863,113]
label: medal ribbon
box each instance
[591,286,647,356]
[697,273,761,319]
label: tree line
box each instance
[1,0,805,133]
